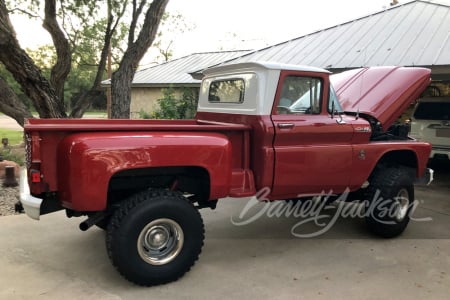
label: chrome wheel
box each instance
[137,218,184,265]
[107,189,204,286]
[394,188,410,222]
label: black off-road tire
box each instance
[364,166,414,238]
[106,189,204,286]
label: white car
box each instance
[410,97,450,161]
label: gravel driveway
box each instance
[0,184,19,216]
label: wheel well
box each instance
[347,150,418,202]
[377,150,417,170]
[107,166,210,205]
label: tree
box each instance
[151,13,196,64]
[0,76,33,126]
[111,0,168,118]
[0,0,67,119]
[0,0,169,125]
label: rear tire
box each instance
[364,166,414,238]
[106,189,204,286]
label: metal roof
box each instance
[201,0,450,72]
[104,50,251,87]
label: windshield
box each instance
[289,84,343,113]
[328,85,343,113]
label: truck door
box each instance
[271,72,354,198]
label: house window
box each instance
[209,79,245,103]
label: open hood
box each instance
[331,66,431,132]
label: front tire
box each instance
[106,189,204,286]
[364,166,414,238]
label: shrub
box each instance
[150,87,198,119]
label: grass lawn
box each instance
[0,129,25,165]
[0,129,24,146]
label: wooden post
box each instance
[3,165,18,187]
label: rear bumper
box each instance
[415,168,434,186]
[19,169,42,220]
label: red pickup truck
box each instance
[19,62,433,286]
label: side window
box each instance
[209,79,245,103]
[277,76,322,115]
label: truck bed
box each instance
[24,118,255,203]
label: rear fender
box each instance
[57,132,231,211]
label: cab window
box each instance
[277,76,322,114]
[209,79,245,103]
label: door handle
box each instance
[277,123,294,129]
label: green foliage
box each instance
[0,147,24,166]
[139,109,152,119]
[3,1,191,118]
[0,128,25,165]
[151,87,198,119]
[26,45,56,72]
[0,65,18,91]
[0,64,32,109]
[25,46,107,110]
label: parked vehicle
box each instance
[409,97,450,161]
[19,62,433,286]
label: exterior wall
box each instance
[130,86,200,119]
[130,87,163,119]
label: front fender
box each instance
[350,141,432,190]
[57,131,231,211]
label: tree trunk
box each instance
[111,0,168,119]
[111,60,134,118]
[0,76,33,126]
[0,0,66,119]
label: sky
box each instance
[9,0,450,66]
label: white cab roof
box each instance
[203,61,330,76]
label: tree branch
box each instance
[128,0,146,45]
[0,0,66,118]
[7,7,40,19]
[42,0,71,107]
